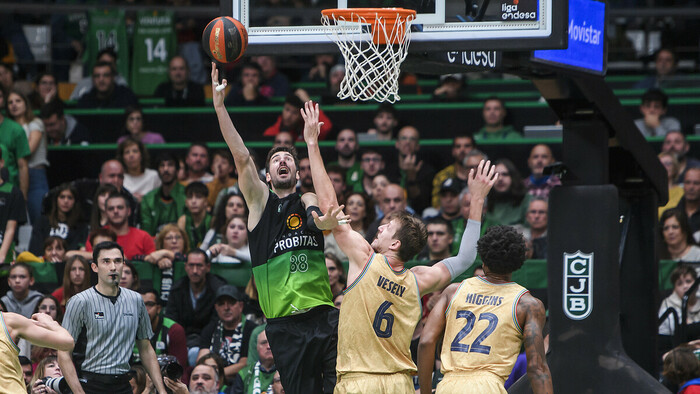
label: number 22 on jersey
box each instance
[450,310,499,355]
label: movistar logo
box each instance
[568,18,602,45]
[563,250,593,320]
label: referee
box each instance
[58,241,167,394]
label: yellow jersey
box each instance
[0,313,26,394]
[440,276,529,382]
[337,253,421,376]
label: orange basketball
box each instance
[202,16,248,63]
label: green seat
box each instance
[211,261,252,288]
[27,262,59,285]
[132,260,161,292]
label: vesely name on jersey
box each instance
[377,275,406,297]
[272,233,319,255]
[464,293,504,306]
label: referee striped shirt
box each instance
[63,286,153,375]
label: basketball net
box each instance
[321,8,416,103]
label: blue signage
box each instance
[533,0,606,74]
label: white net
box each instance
[321,9,415,103]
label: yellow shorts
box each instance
[335,372,414,394]
[436,372,506,394]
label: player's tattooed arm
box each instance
[519,294,553,394]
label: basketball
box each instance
[202,16,248,64]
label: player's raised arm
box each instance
[414,160,497,295]
[417,285,456,394]
[301,101,336,212]
[518,294,553,394]
[211,62,268,219]
[302,101,373,274]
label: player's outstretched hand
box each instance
[301,100,324,146]
[312,204,351,231]
[211,62,227,109]
[468,159,498,199]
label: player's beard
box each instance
[271,176,296,191]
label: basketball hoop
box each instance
[321,8,416,103]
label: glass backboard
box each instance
[225,0,566,54]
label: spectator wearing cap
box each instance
[432,73,467,102]
[431,136,478,208]
[424,177,463,231]
[262,90,332,141]
[197,285,258,384]
[165,249,227,366]
[634,88,681,138]
[438,178,463,221]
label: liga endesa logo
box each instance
[500,0,538,21]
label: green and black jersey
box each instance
[249,192,333,318]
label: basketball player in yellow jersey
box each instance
[417,225,552,394]
[0,312,74,393]
[302,102,497,393]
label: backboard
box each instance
[225,0,567,55]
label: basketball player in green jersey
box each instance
[302,102,497,393]
[417,225,552,393]
[212,65,339,394]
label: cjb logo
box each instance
[563,251,593,320]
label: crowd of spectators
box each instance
[2,5,700,392]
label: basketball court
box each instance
[218,0,672,391]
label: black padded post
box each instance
[509,70,668,393]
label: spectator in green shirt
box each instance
[141,153,186,236]
[474,96,522,140]
[0,88,30,200]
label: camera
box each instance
[157,355,183,381]
[42,376,71,394]
[157,355,183,394]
